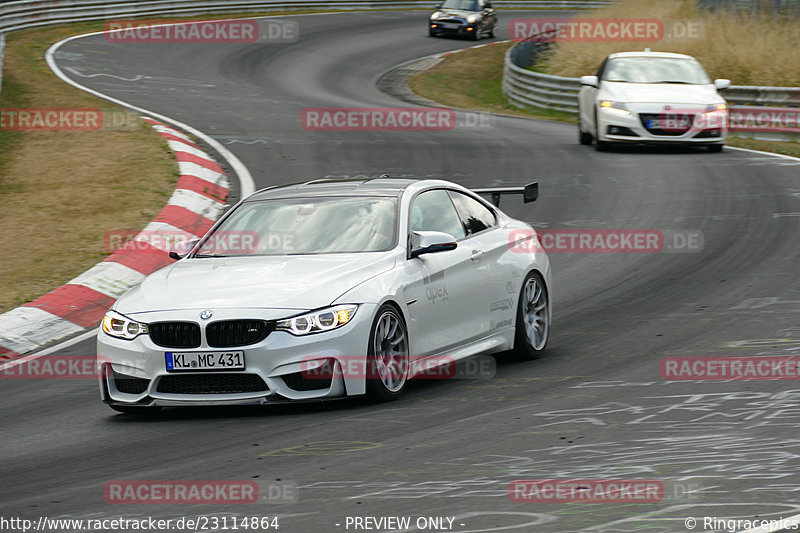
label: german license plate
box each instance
[165,351,245,372]
[441,22,459,29]
[647,116,690,129]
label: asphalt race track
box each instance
[2,10,800,533]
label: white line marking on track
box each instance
[46,34,254,198]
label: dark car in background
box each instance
[429,0,497,40]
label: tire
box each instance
[708,144,723,153]
[365,305,410,402]
[472,29,481,41]
[594,110,610,152]
[513,271,550,359]
[429,29,436,37]
[578,116,593,145]
[488,26,496,38]
[109,405,162,415]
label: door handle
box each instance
[470,249,484,261]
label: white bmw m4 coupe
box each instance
[97,177,551,413]
[578,50,730,152]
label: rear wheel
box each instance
[513,272,550,359]
[366,305,410,402]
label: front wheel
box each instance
[513,272,550,359]
[578,116,593,145]
[471,28,481,40]
[365,305,410,402]
[594,109,610,151]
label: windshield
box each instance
[194,196,397,256]
[602,57,711,84]
[441,0,479,11]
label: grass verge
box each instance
[409,42,576,124]
[0,10,374,314]
[0,24,181,313]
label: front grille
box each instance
[112,370,149,395]
[639,113,695,136]
[149,322,201,348]
[156,373,268,395]
[439,18,465,24]
[206,320,272,348]
[282,370,332,391]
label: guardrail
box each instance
[0,0,612,34]
[0,33,5,98]
[502,38,800,140]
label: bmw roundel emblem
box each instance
[200,309,213,320]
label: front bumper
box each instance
[430,20,478,36]
[597,103,727,145]
[97,305,377,407]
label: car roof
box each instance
[608,50,696,60]
[245,177,421,201]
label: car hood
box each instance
[116,253,396,315]
[601,82,723,105]
[435,9,479,19]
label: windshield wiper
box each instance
[193,254,230,258]
[653,80,695,84]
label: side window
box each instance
[448,191,496,236]
[409,190,466,243]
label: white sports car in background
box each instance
[578,50,730,151]
[98,177,551,413]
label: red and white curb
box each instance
[0,118,230,360]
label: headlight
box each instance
[600,101,630,116]
[703,103,727,114]
[467,14,480,23]
[276,305,358,336]
[102,310,149,340]
[430,11,441,20]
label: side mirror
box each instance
[580,75,599,88]
[410,231,458,259]
[714,78,731,90]
[169,238,200,260]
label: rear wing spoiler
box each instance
[473,181,538,207]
